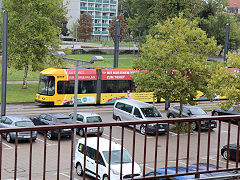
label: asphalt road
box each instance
[0,101,238,180]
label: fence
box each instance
[1,115,240,179]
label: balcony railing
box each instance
[1,116,240,179]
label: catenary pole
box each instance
[114,19,120,68]
[1,11,8,117]
[223,23,230,65]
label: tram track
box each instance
[4,100,225,117]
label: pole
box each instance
[224,23,230,65]
[114,19,120,68]
[1,11,8,117]
[72,60,79,179]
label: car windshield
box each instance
[140,107,162,117]
[102,149,132,164]
[189,108,206,115]
[15,121,34,127]
[87,116,102,123]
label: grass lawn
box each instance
[65,54,137,68]
[0,64,40,81]
[0,54,136,81]
[0,84,38,102]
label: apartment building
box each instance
[64,0,118,40]
[228,0,240,15]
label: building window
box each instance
[80,2,86,6]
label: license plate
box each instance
[211,124,215,127]
[23,136,30,139]
[63,129,70,131]
[158,129,165,131]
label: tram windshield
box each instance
[38,75,55,96]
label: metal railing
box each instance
[1,115,240,179]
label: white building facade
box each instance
[64,0,118,40]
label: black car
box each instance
[212,105,240,123]
[30,113,73,140]
[221,144,240,161]
[166,105,217,131]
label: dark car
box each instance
[221,144,240,161]
[166,105,217,131]
[30,113,73,140]
[0,115,37,143]
[212,105,240,123]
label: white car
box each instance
[75,137,142,180]
[69,112,104,137]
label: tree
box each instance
[199,12,240,55]
[132,14,219,117]
[208,52,240,108]
[108,16,127,41]
[122,0,203,40]
[2,0,68,88]
[77,13,93,41]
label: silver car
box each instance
[166,105,217,130]
[0,115,38,143]
[69,112,104,137]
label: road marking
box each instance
[139,163,154,170]
[102,133,121,141]
[36,138,57,146]
[170,132,178,136]
[3,142,13,149]
[201,156,237,166]
[59,172,79,180]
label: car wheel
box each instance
[79,129,85,137]
[140,125,146,135]
[116,117,121,121]
[168,114,175,118]
[47,131,53,140]
[192,122,198,131]
[6,133,13,143]
[213,112,219,116]
[76,163,83,176]
[102,175,108,180]
[223,149,230,160]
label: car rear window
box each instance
[190,108,206,115]
[56,118,71,122]
[87,116,102,123]
[15,121,34,127]
[140,107,162,117]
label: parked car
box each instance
[212,105,240,123]
[145,166,196,179]
[69,112,104,137]
[189,163,235,177]
[146,164,235,179]
[0,115,37,143]
[113,99,168,135]
[166,105,217,131]
[221,144,240,161]
[30,113,73,140]
[75,137,142,180]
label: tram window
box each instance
[38,75,55,96]
[57,81,97,94]
[102,80,135,93]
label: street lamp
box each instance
[53,51,104,179]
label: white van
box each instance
[113,99,167,135]
[75,137,142,180]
